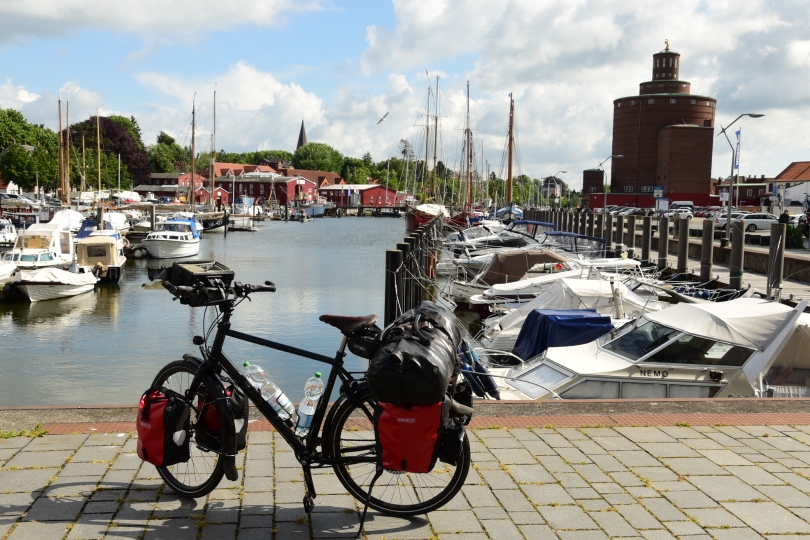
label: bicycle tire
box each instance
[326,388,470,517]
[151,359,226,498]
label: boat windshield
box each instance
[641,334,754,367]
[462,227,495,240]
[601,320,680,361]
[157,223,192,233]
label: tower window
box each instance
[669,58,673,67]
[630,100,635,105]
[623,186,633,193]
[641,186,653,193]
[706,101,711,106]
[589,187,596,193]
[691,99,696,104]
[656,58,660,68]
[675,58,678,68]
[617,102,621,108]
[670,99,677,104]
[648,99,655,104]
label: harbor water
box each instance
[0,217,406,406]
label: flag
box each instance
[508,92,512,98]
[734,128,741,171]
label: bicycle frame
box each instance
[191,303,376,499]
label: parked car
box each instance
[732,213,778,232]
[789,213,809,237]
[665,208,693,219]
[714,211,751,230]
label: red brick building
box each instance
[586,43,718,209]
[319,184,404,208]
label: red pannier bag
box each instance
[136,387,191,467]
[374,401,443,473]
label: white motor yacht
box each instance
[12,267,98,302]
[7,223,74,270]
[76,233,126,283]
[142,219,200,259]
[0,219,18,247]
[488,298,808,400]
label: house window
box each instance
[589,187,596,193]
[623,186,633,193]
[746,189,753,197]
[670,99,677,104]
[648,99,655,104]
[260,184,265,194]
[630,100,635,105]
[249,184,254,195]
[691,99,696,104]
[641,186,653,193]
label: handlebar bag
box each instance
[137,387,191,467]
[367,301,462,405]
[195,377,249,453]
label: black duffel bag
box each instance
[367,301,462,405]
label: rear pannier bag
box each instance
[367,301,462,405]
[137,388,191,467]
[374,401,444,473]
[195,377,249,453]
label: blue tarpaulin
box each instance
[512,309,613,361]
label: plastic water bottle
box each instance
[243,362,296,422]
[294,372,324,438]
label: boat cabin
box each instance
[497,298,807,400]
[147,220,199,241]
[10,223,73,269]
[76,235,124,282]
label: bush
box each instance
[786,225,804,248]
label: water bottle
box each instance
[295,372,324,438]
[243,362,296,422]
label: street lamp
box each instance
[717,113,764,241]
[553,171,566,209]
[598,155,623,213]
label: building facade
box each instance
[588,43,717,209]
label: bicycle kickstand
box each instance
[356,466,383,540]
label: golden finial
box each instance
[664,39,670,51]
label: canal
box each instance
[0,217,407,406]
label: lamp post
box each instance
[718,113,764,241]
[550,171,566,210]
[598,154,623,213]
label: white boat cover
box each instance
[13,268,97,286]
[49,209,86,230]
[645,298,795,351]
[415,204,450,218]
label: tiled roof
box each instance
[209,163,275,177]
[775,162,810,182]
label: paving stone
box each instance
[483,437,524,449]
[521,440,558,456]
[685,507,745,528]
[462,485,500,507]
[638,443,700,458]
[429,510,483,533]
[661,458,729,476]
[650,480,698,492]
[509,429,540,441]
[556,532,610,540]
[592,437,640,451]
[479,468,518,489]
[510,510,545,524]
[590,510,637,536]
[553,472,589,489]
[588,454,627,472]
[239,514,273,529]
[760,462,791,473]
[44,476,100,497]
[565,487,601,499]
[715,426,754,438]
[0,492,38,517]
[539,505,598,529]
[611,471,645,487]
[235,527,276,539]
[539,434,574,448]
[571,440,607,455]
[612,450,663,468]
[491,448,539,465]
[603,493,636,505]
[723,501,810,534]
[663,520,705,536]
[557,428,589,441]
[59,462,110,477]
[24,435,87,451]
[706,528,763,540]
[473,506,509,520]
[310,510,360,538]
[631,466,678,482]
[109,453,142,470]
[663,490,719,509]
[242,475,274,493]
[755,484,810,507]
[201,523,237,540]
[0,437,32,450]
[84,500,121,514]
[614,504,663,529]
[736,426,784,438]
[639,497,686,521]
[71,445,121,462]
[627,487,659,498]
[7,521,71,540]
[275,502,309,523]
[104,525,147,539]
[579,499,611,511]
[591,482,624,494]
[521,484,575,506]
[493,489,537,512]
[478,430,518,439]
[555,448,591,465]
[24,497,87,522]
[536,456,574,473]
[4,450,73,468]
[681,438,725,450]
[775,472,810,492]
[725,465,785,485]
[361,511,433,539]
[518,524,560,539]
[703,432,746,447]
[143,518,199,540]
[615,427,677,443]
[572,464,613,483]
[696,449,753,465]
[66,513,113,540]
[688,475,767,502]
[657,426,705,439]
[83,434,127,447]
[471,451,498,463]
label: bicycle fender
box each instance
[182,353,203,367]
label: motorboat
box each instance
[75,234,126,283]
[0,219,18,247]
[7,223,74,270]
[172,212,204,235]
[12,267,98,302]
[477,277,668,356]
[0,252,16,280]
[49,208,86,233]
[488,298,808,400]
[142,219,200,259]
[198,212,227,232]
[447,221,556,257]
[406,203,449,231]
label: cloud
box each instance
[0,78,40,109]
[0,0,327,44]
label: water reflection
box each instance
[0,218,406,406]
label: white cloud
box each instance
[0,0,327,43]
[0,78,39,109]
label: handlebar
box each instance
[161,280,276,302]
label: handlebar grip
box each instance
[161,281,193,296]
[263,281,277,292]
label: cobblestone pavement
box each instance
[6,424,810,539]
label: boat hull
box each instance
[142,239,200,259]
[17,282,96,302]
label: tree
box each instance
[157,131,176,146]
[398,139,414,161]
[70,116,150,188]
[253,150,293,164]
[362,152,373,166]
[148,144,177,173]
[292,142,343,173]
[109,115,145,149]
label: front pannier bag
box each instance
[137,388,191,467]
[367,301,462,405]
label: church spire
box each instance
[296,120,308,150]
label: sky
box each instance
[1,0,808,189]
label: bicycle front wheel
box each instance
[151,359,226,498]
[326,389,470,517]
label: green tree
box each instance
[293,142,343,173]
[157,131,176,146]
[398,139,414,161]
[362,152,373,166]
[148,144,177,173]
[253,149,293,163]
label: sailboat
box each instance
[199,87,227,232]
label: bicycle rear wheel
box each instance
[151,359,226,498]
[326,389,470,517]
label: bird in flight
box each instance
[376,112,389,125]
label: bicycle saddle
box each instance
[319,314,379,335]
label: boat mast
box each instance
[211,87,216,207]
[432,76,439,203]
[191,95,196,212]
[507,94,514,204]
[66,101,71,207]
[58,98,65,204]
[81,135,86,195]
[466,81,472,213]
[96,108,102,201]
[424,85,431,202]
